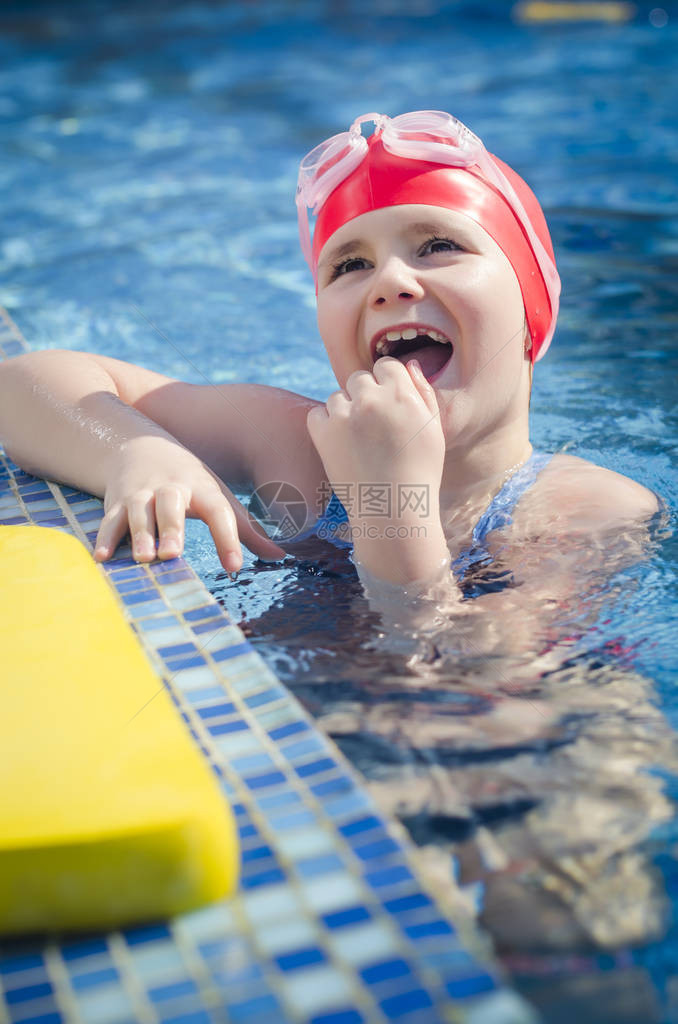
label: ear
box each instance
[523,315,532,359]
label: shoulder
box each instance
[524,452,658,533]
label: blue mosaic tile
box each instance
[276,947,327,972]
[360,959,413,985]
[123,922,172,946]
[364,865,415,890]
[9,1014,62,1024]
[310,1011,363,1024]
[115,578,153,594]
[403,920,454,942]
[0,953,45,975]
[244,770,287,791]
[227,994,283,1022]
[295,853,345,878]
[69,967,119,991]
[269,720,309,742]
[379,987,433,1018]
[310,777,354,799]
[269,809,317,833]
[322,906,371,930]
[241,844,274,864]
[21,491,53,503]
[353,837,400,862]
[152,569,195,584]
[295,757,338,779]
[185,686,228,703]
[211,642,252,662]
[322,791,373,821]
[192,617,230,634]
[183,605,221,622]
[158,643,200,658]
[232,756,277,780]
[239,867,286,890]
[29,513,68,525]
[196,702,237,719]
[255,790,301,811]
[445,972,497,999]
[160,1012,213,1024]
[280,736,326,761]
[338,816,382,839]
[207,719,248,736]
[4,981,53,1004]
[243,687,284,709]
[383,894,433,916]
[149,978,199,1002]
[166,654,208,671]
[60,939,109,962]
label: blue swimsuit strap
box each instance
[452,450,553,577]
[308,450,554,567]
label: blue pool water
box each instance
[2,2,677,1020]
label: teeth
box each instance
[374,327,450,357]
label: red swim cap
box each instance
[312,136,557,362]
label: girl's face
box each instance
[315,203,532,451]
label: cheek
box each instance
[317,299,351,384]
[455,262,525,357]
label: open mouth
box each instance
[373,326,453,382]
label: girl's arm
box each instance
[0,350,319,567]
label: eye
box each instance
[330,256,371,280]
[418,236,463,257]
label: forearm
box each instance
[0,351,184,495]
[352,514,451,585]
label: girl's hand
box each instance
[306,357,446,501]
[93,437,285,571]
[306,358,449,585]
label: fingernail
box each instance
[225,552,241,573]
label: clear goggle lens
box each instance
[296,111,560,351]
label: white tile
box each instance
[212,731,265,758]
[242,884,302,926]
[255,916,318,956]
[75,985,134,1024]
[141,625,192,647]
[280,964,352,1016]
[171,665,222,691]
[329,919,399,966]
[301,872,365,914]
[196,626,244,652]
[276,826,338,861]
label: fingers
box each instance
[155,486,188,560]
[96,493,155,563]
[405,359,441,419]
[95,487,189,564]
[127,493,157,562]
[192,487,285,574]
[94,503,130,562]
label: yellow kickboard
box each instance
[0,525,239,933]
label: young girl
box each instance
[0,110,658,610]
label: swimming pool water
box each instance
[2,2,677,1020]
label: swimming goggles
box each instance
[296,110,560,338]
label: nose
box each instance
[368,256,425,307]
